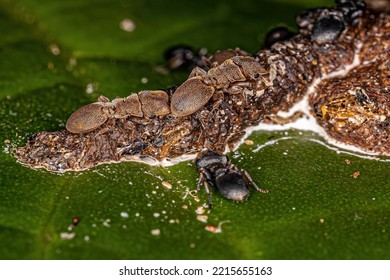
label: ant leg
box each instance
[241,168,269,193]
[196,167,214,208]
[196,169,206,192]
[203,180,213,209]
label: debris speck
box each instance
[120,212,129,218]
[345,159,351,165]
[351,171,360,178]
[319,218,325,223]
[102,219,111,227]
[85,84,95,94]
[190,243,196,248]
[153,212,160,218]
[84,235,90,242]
[195,206,205,215]
[182,205,188,210]
[49,43,61,55]
[4,139,10,144]
[151,228,161,236]
[197,215,208,223]
[60,232,76,240]
[141,77,148,84]
[72,216,80,226]
[120,18,136,32]
[205,221,229,234]
[244,139,254,146]
[162,181,172,189]
[69,57,77,67]
[205,225,218,233]
[154,65,169,75]
[194,196,200,202]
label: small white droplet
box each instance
[86,83,95,94]
[102,219,111,227]
[49,43,61,55]
[197,215,208,223]
[120,18,136,32]
[59,232,76,240]
[195,206,205,215]
[120,212,129,218]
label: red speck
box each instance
[72,216,80,226]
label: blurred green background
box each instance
[0,0,389,259]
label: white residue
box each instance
[86,83,99,94]
[102,219,111,227]
[120,18,136,32]
[59,232,76,240]
[49,43,61,55]
[120,212,129,218]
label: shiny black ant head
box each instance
[195,151,228,168]
[296,0,365,44]
[311,14,345,44]
[263,26,294,48]
[215,172,250,202]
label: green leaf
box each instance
[0,0,389,260]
